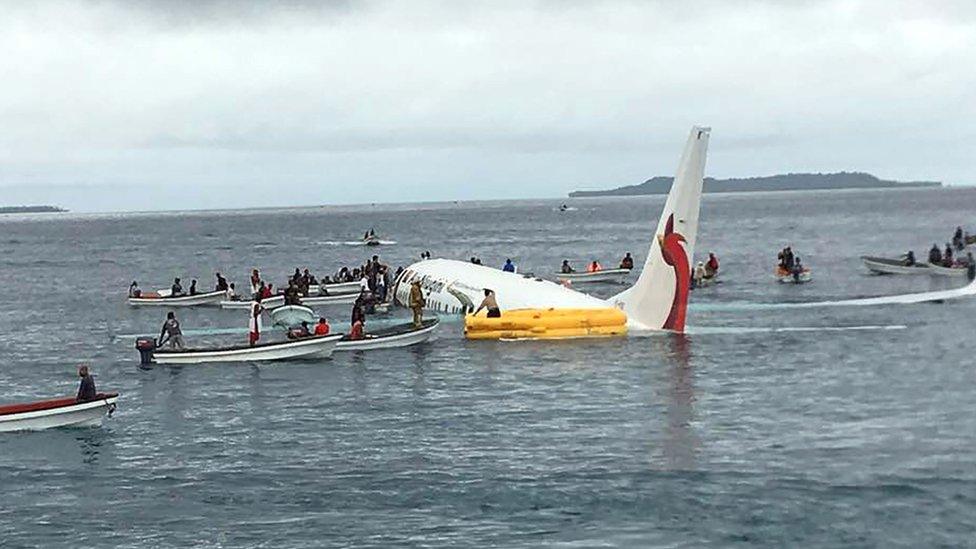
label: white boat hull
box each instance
[309,282,362,295]
[861,256,930,275]
[129,291,225,307]
[152,334,342,364]
[302,293,360,306]
[555,268,631,284]
[0,395,118,433]
[927,264,969,277]
[334,319,439,352]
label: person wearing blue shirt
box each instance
[502,259,516,273]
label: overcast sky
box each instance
[1,0,973,212]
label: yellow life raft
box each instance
[464,307,628,340]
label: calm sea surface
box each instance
[1,188,974,548]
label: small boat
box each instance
[270,304,317,328]
[219,296,285,310]
[309,281,362,295]
[335,318,439,352]
[776,266,812,284]
[146,334,342,364]
[861,256,930,275]
[555,268,631,284]
[301,293,361,306]
[0,393,119,432]
[128,290,225,307]
[927,263,970,278]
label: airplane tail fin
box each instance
[611,126,711,332]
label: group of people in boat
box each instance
[693,252,721,288]
[928,243,973,269]
[777,246,807,278]
[559,253,636,274]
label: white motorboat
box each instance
[128,290,225,307]
[302,293,361,306]
[555,268,631,284]
[148,334,342,364]
[927,263,970,278]
[309,281,361,295]
[334,318,439,352]
[270,304,317,328]
[220,296,285,310]
[861,256,930,275]
[0,393,119,433]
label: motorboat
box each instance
[0,393,119,432]
[143,334,342,364]
[927,263,970,278]
[309,281,362,295]
[335,318,439,352]
[776,266,812,284]
[128,290,225,307]
[861,256,930,275]
[301,293,360,306]
[270,304,317,328]
[555,268,631,284]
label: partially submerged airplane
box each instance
[392,126,712,335]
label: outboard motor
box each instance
[135,337,156,365]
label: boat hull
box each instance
[302,293,360,306]
[0,394,118,433]
[309,281,361,295]
[220,296,285,310]
[927,264,969,277]
[555,268,631,284]
[334,319,439,352]
[129,291,225,307]
[861,256,930,275]
[152,334,342,364]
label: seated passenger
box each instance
[502,259,516,273]
[225,282,237,301]
[77,365,97,402]
[693,261,706,287]
[288,321,311,339]
[705,253,719,277]
[929,244,942,265]
[619,253,634,270]
[586,260,602,273]
[561,260,574,274]
[171,277,184,297]
[903,251,916,266]
[314,317,331,335]
[215,272,228,292]
[189,279,198,296]
[128,281,141,298]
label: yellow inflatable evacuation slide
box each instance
[464,308,628,340]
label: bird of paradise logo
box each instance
[657,214,690,332]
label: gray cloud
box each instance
[1,0,975,211]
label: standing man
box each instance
[249,300,264,346]
[158,312,185,349]
[76,365,97,402]
[409,280,426,328]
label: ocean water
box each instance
[1,188,974,548]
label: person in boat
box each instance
[619,253,634,270]
[249,300,263,346]
[171,278,184,297]
[215,272,228,292]
[473,288,501,318]
[288,321,311,340]
[128,281,141,298]
[284,282,302,306]
[953,226,964,250]
[349,318,365,340]
[943,243,954,267]
[409,280,426,328]
[967,252,976,281]
[376,271,388,302]
[225,282,237,301]
[250,269,261,296]
[792,256,805,282]
[502,259,516,273]
[586,260,603,273]
[929,244,942,265]
[903,251,916,266]
[189,279,199,296]
[314,317,331,335]
[561,260,574,274]
[351,297,366,327]
[705,252,719,278]
[77,365,97,402]
[784,247,795,272]
[260,283,274,300]
[693,261,707,288]
[158,312,185,350]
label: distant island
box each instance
[0,205,67,214]
[568,172,941,197]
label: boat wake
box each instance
[692,280,976,311]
